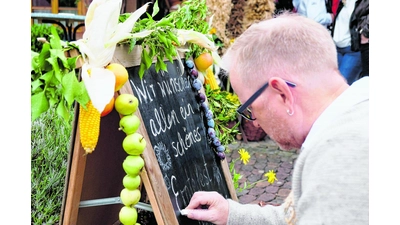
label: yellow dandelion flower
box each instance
[230,38,235,45]
[238,148,250,165]
[265,170,278,184]
[209,27,217,35]
[227,93,240,104]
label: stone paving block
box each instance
[265,185,279,194]
[255,181,270,188]
[277,189,291,197]
[254,162,267,169]
[239,194,257,204]
[249,187,265,196]
[247,173,263,182]
[276,172,289,180]
[258,193,276,202]
[282,181,292,189]
[281,161,294,168]
[266,162,280,169]
[272,180,284,187]
[279,167,292,174]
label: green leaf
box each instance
[41,70,55,84]
[74,82,90,106]
[46,87,60,108]
[155,59,161,72]
[31,79,44,94]
[152,0,160,18]
[159,59,167,71]
[56,99,70,123]
[61,70,80,107]
[142,49,152,68]
[49,27,62,50]
[139,63,146,79]
[66,56,78,70]
[31,51,39,72]
[38,43,51,70]
[50,49,69,70]
[31,91,49,121]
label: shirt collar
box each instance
[302,77,369,150]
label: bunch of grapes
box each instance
[185,60,226,160]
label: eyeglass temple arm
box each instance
[237,80,296,112]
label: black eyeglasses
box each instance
[236,80,297,121]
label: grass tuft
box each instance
[31,106,74,224]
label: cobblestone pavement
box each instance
[225,137,299,206]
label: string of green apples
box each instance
[114,93,147,225]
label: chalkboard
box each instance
[126,58,232,225]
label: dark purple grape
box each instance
[207,119,215,128]
[216,145,225,152]
[192,79,202,91]
[186,60,195,69]
[217,152,226,160]
[196,92,206,103]
[207,127,216,138]
[190,69,198,79]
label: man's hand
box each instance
[182,191,230,225]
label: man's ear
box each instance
[269,77,294,108]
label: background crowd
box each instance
[276,0,369,84]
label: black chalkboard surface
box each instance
[127,58,232,224]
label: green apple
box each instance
[119,206,138,225]
[122,133,147,155]
[115,94,139,116]
[120,188,141,206]
[122,155,144,176]
[123,174,141,190]
[119,115,141,135]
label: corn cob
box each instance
[79,101,101,154]
[204,66,219,90]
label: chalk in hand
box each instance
[180,209,189,216]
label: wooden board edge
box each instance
[139,168,165,225]
[221,159,238,201]
[59,102,79,224]
[61,109,88,225]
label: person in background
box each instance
[326,0,340,32]
[292,0,334,29]
[331,0,362,85]
[274,0,295,15]
[182,13,368,225]
[331,0,340,15]
[350,0,369,77]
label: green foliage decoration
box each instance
[31,27,89,124]
[205,84,241,146]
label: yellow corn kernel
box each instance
[204,66,219,90]
[79,101,101,154]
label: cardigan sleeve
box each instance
[227,199,287,225]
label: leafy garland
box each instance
[120,0,212,78]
